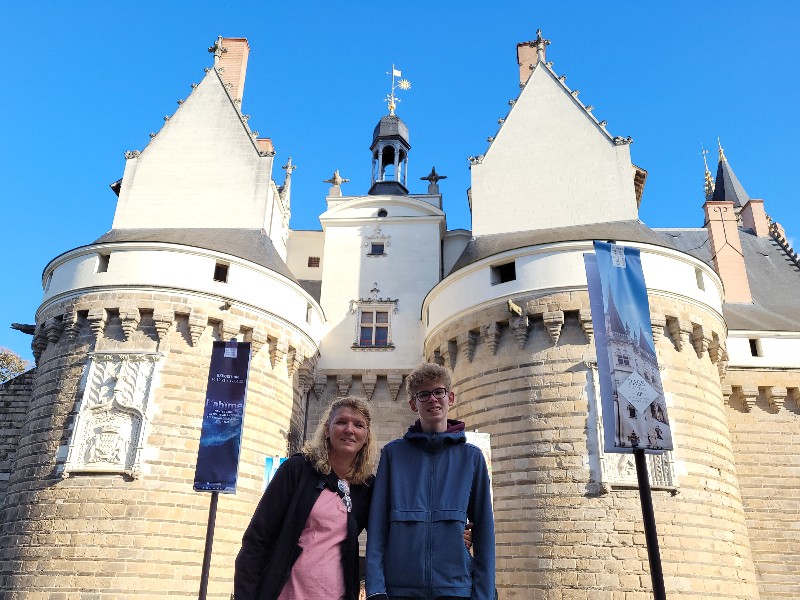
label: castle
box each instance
[1,32,799,599]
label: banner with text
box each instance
[194,341,252,493]
[585,242,673,453]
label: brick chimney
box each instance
[217,37,250,103]
[517,30,550,87]
[740,199,770,237]
[703,201,752,303]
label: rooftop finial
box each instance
[533,29,551,63]
[208,36,226,63]
[701,145,715,201]
[717,137,727,162]
[385,64,411,116]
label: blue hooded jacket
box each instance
[366,420,495,599]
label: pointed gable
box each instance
[470,61,639,236]
[112,66,276,230]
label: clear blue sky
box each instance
[2,2,798,362]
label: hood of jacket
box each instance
[403,419,466,453]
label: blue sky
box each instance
[2,2,798,362]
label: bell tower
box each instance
[369,66,411,195]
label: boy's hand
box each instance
[463,522,473,549]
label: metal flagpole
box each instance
[198,490,219,600]
[634,449,666,600]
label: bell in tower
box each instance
[369,66,411,195]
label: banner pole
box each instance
[634,449,666,600]
[198,491,219,600]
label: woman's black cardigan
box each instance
[233,454,374,600]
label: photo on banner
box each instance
[194,341,252,493]
[263,456,288,491]
[585,242,673,453]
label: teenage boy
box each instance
[366,362,495,600]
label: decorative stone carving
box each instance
[482,323,501,355]
[579,309,594,344]
[87,308,108,344]
[297,364,313,397]
[336,374,352,397]
[387,373,403,401]
[362,373,377,400]
[543,311,565,345]
[765,386,787,412]
[44,316,64,345]
[152,309,174,350]
[691,324,711,358]
[124,150,141,159]
[509,314,530,349]
[270,338,289,370]
[667,317,692,352]
[650,313,666,346]
[456,331,478,364]
[218,320,240,342]
[585,363,676,493]
[720,384,733,405]
[62,309,85,343]
[717,347,729,378]
[63,352,161,478]
[31,326,47,362]
[313,374,328,400]
[738,386,758,412]
[248,330,268,356]
[188,312,207,347]
[119,307,140,342]
[287,347,303,378]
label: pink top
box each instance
[277,488,348,600]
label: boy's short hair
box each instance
[405,362,452,399]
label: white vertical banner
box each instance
[585,242,673,453]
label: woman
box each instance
[234,396,377,600]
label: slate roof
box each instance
[711,156,750,208]
[449,220,685,273]
[93,228,297,282]
[450,219,800,333]
[657,227,800,331]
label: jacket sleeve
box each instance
[233,456,300,600]
[364,447,391,600]
[468,450,496,600]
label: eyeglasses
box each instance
[413,387,449,403]
[337,479,352,513]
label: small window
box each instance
[491,261,516,284]
[369,242,386,256]
[44,272,53,292]
[96,253,110,273]
[307,256,321,268]
[213,262,229,283]
[628,406,636,418]
[748,338,761,357]
[306,303,313,324]
[695,268,705,291]
[377,209,388,217]
[357,308,391,347]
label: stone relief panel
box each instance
[585,362,676,494]
[64,352,161,478]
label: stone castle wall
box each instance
[0,370,35,507]
[0,291,316,599]
[723,368,800,599]
[425,290,760,599]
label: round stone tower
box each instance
[0,38,320,599]
[424,227,760,599]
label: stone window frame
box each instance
[363,227,391,258]
[349,296,398,352]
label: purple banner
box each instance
[585,242,673,453]
[194,340,252,493]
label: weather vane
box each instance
[385,64,411,116]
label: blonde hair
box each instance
[302,396,377,485]
[405,362,452,400]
